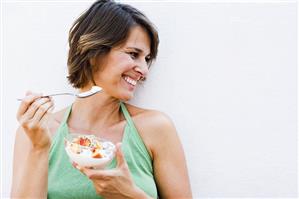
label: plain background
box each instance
[1,1,297,198]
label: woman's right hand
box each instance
[16,91,54,150]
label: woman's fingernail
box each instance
[76,165,82,171]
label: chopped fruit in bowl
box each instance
[64,133,115,169]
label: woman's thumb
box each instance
[116,142,126,168]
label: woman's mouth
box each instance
[122,75,137,87]
[122,75,139,91]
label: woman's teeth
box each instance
[124,76,137,86]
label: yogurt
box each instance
[65,134,115,169]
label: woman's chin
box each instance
[119,92,134,101]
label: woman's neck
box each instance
[68,91,124,134]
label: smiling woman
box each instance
[11,0,192,199]
[67,1,158,90]
[88,26,153,100]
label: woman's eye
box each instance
[145,56,151,63]
[128,52,138,59]
[128,52,151,64]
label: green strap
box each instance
[119,101,153,165]
[120,101,134,127]
[61,104,73,125]
[49,104,72,155]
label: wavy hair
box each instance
[67,0,159,88]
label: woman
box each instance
[11,0,192,198]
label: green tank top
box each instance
[48,102,158,199]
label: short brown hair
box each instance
[67,0,159,88]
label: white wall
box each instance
[2,1,297,198]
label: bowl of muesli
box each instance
[65,133,115,169]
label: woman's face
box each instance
[92,25,151,101]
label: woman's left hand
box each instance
[76,143,148,199]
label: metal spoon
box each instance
[17,86,102,101]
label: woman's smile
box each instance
[122,75,138,91]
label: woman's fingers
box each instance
[30,98,54,123]
[16,91,54,150]
[16,92,42,121]
[81,167,116,180]
[39,101,55,126]
[20,97,51,122]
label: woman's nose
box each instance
[134,60,149,77]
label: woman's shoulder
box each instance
[125,103,174,129]
[125,103,177,156]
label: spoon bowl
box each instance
[76,86,102,98]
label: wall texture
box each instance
[2,1,297,198]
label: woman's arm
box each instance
[11,128,49,198]
[11,92,54,198]
[142,111,193,198]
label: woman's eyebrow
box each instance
[126,47,150,56]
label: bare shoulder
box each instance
[125,103,175,132]
[124,103,178,158]
[125,103,192,198]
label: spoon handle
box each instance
[43,93,76,97]
[17,92,75,101]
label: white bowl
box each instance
[64,133,115,169]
